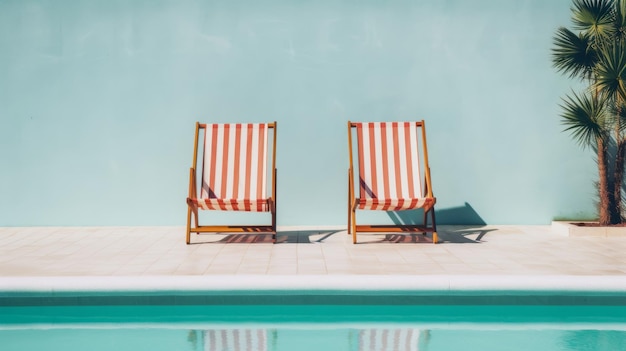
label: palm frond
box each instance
[571,0,616,42]
[560,90,608,147]
[614,0,626,42]
[552,27,598,79]
[596,42,626,102]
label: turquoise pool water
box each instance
[4,325,626,351]
[2,304,626,351]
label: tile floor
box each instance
[1,225,626,277]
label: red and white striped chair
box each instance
[186,122,277,244]
[347,121,437,244]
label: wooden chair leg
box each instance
[271,201,277,244]
[272,216,276,243]
[347,170,352,235]
[431,208,438,244]
[351,209,357,244]
[186,206,192,245]
[272,170,277,243]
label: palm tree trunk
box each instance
[613,100,625,224]
[613,138,626,224]
[598,137,611,225]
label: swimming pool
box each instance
[2,304,626,351]
[2,276,626,351]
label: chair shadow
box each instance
[357,233,435,244]
[276,230,341,243]
[189,226,495,245]
[364,201,491,244]
[356,226,495,244]
[191,230,341,244]
[437,226,496,244]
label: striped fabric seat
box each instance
[191,198,269,212]
[354,122,433,211]
[190,123,270,212]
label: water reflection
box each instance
[2,325,626,351]
[354,329,430,351]
[188,329,273,351]
[187,328,429,351]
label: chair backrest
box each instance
[199,123,271,200]
[351,122,431,201]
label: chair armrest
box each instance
[272,168,277,200]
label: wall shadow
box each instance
[387,202,486,226]
[436,202,487,225]
[378,202,491,243]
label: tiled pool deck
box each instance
[1,224,626,293]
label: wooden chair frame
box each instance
[347,121,437,244]
[186,122,277,244]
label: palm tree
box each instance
[552,0,626,225]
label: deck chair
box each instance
[186,122,277,244]
[347,121,437,244]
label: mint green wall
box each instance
[0,0,597,226]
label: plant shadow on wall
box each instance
[387,202,494,244]
[552,0,626,225]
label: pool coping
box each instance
[2,275,626,307]
[2,275,626,294]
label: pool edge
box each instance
[2,275,626,294]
